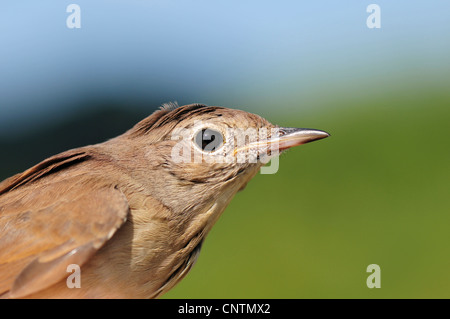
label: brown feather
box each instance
[0,149,129,298]
[0,103,292,298]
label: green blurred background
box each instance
[1,1,449,298]
[165,87,450,298]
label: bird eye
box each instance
[194,128,224,152]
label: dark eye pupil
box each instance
[195,128,223,152]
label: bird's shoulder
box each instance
[0,147,130,298]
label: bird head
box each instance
[119,103,329,224]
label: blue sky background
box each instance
[0,1,449,135]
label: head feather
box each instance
[127,103,217,137]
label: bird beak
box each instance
[233,127,330,157]
[275,127,330,151]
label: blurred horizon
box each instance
[1,1,450,136]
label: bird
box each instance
[0,103,329,298]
